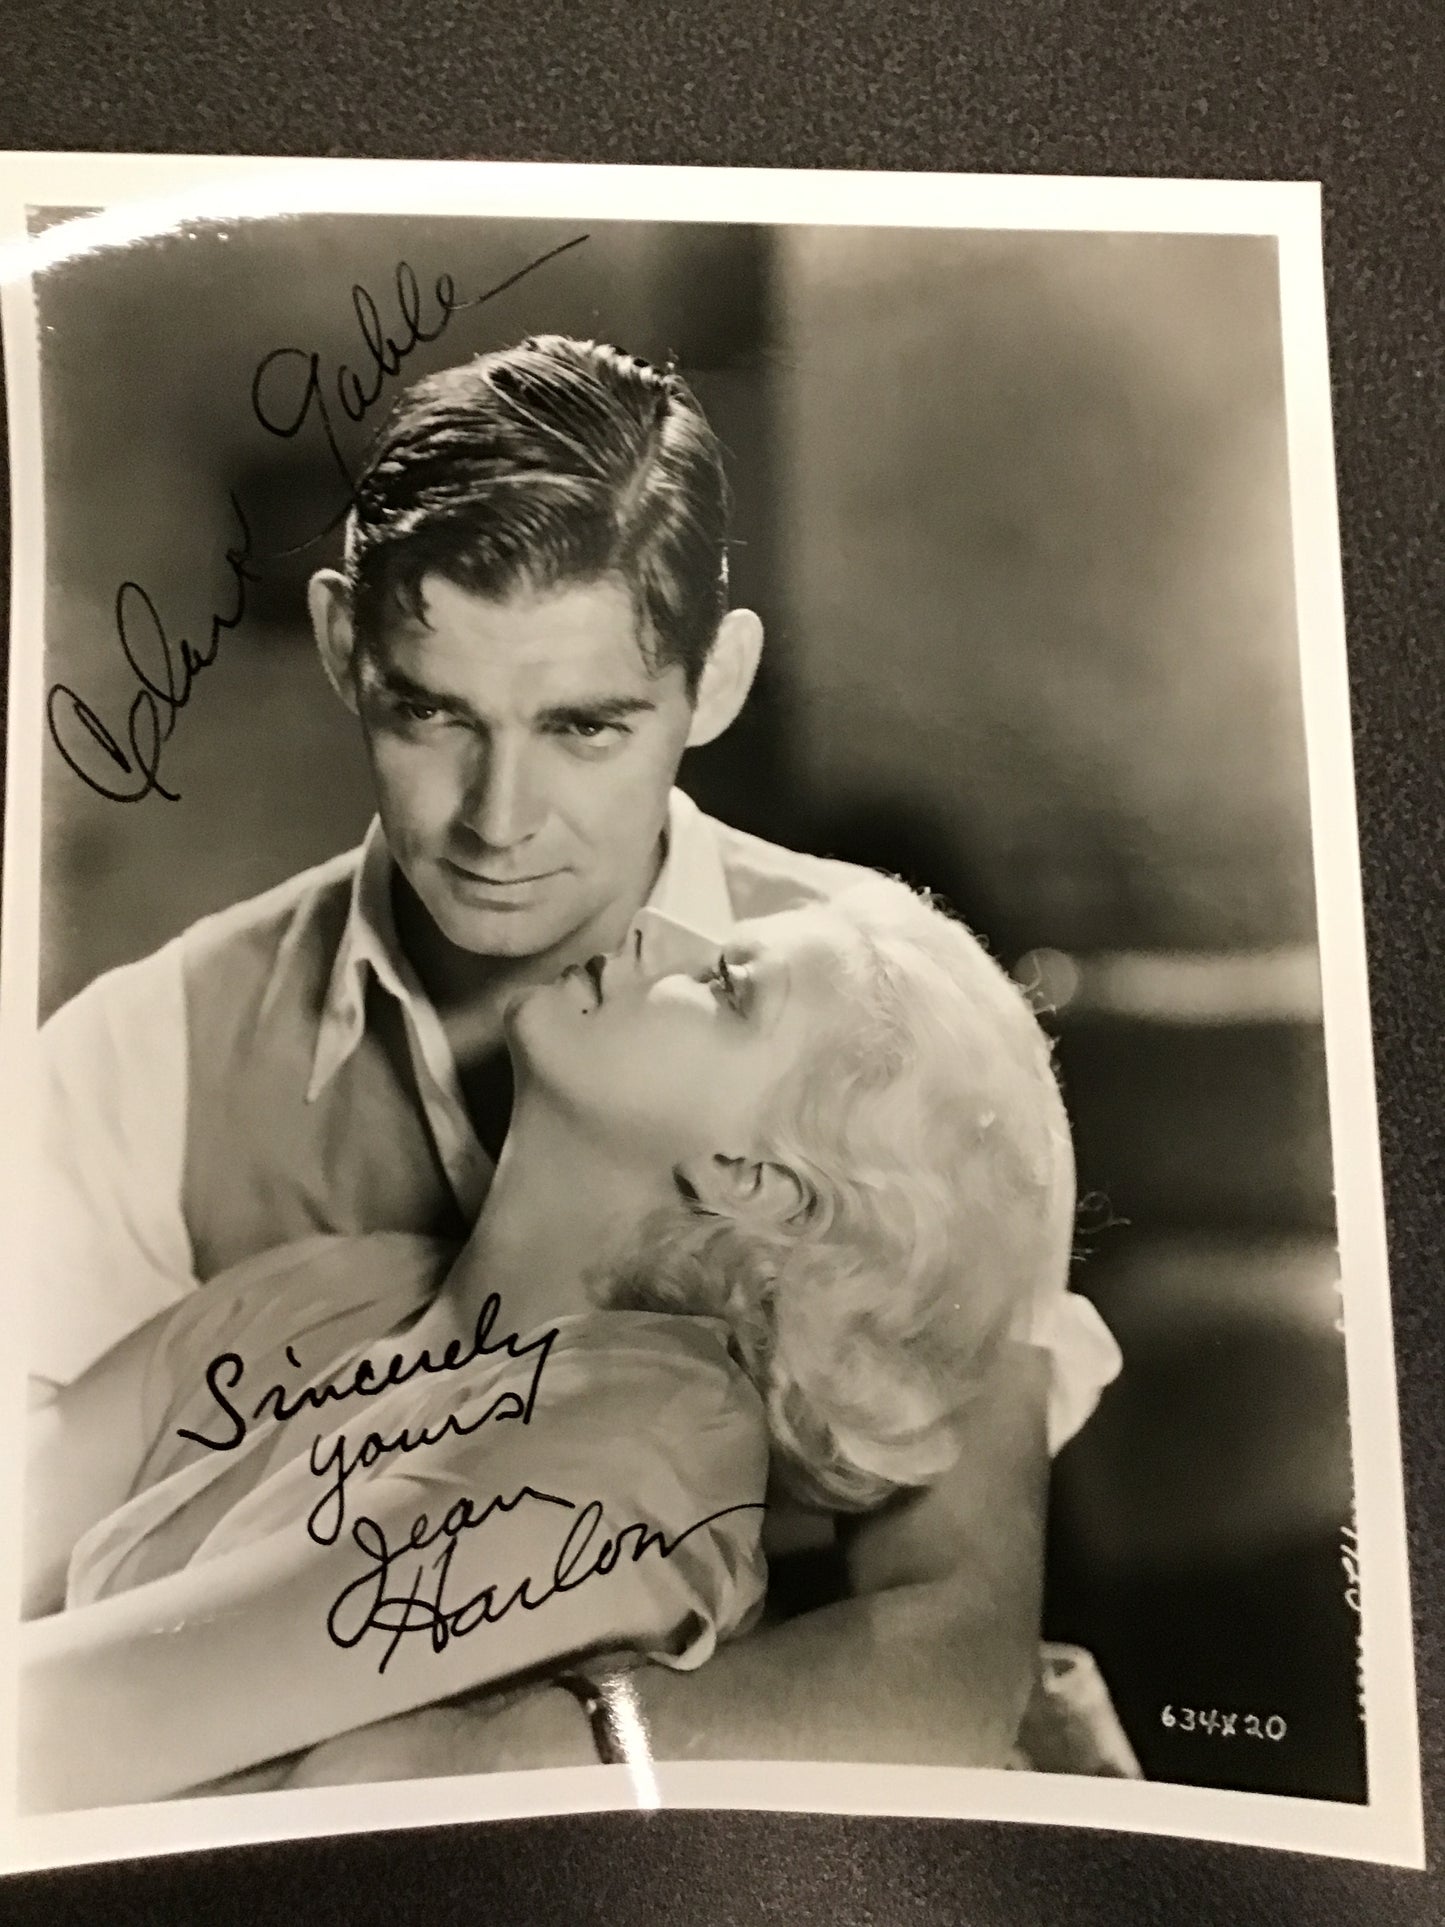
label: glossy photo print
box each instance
[0,156,1422,1872]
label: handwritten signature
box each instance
[46,236,590,804]
[45,495,256,804]
[176,1292,558,1548]
[174,1282,762,1677]
[326,1486,767,1676]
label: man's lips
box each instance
[443,861,562,887]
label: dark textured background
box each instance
[1,0,1441,1918]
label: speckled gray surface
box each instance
[1,1,1441,1920]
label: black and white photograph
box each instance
[0,156,1422,1872]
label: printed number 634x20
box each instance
[1160,1707,1288,1740]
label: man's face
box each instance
[352,575,695,967]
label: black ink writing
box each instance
[176,1293,556,1467]
[47,235,589,802]
[46,494,255,803]
[326,1486,767,1675]
[305,1358,555,1549]
[249,240,590,546]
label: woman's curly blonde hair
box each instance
[604,877,1075,1512]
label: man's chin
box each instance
[432,904,573,959]
[418,879,584,961]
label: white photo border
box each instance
[0,153,1423,1873]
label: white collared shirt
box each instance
[35,792,745,1384]
[304,794,739,1219]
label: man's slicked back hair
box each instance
[343,335,730,692]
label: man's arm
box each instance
[616,1338,1048,1766]
[31,945,194,1396]
[282,1341,1049,1784]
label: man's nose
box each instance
[461,737,543,849]
[632,909,725,979]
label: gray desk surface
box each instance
[2,1,1441,1917]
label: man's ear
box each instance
[674,1151,818,1226]
[684,608,764,750]
[308,569,361,715]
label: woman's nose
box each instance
[632,908,725,979]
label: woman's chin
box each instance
[499,980,542,1025]
[501,975,584,1074]
[497,983,545,1066]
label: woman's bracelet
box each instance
[552,1664,645,1767]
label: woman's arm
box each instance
[19,1410,762,1811]
[23,1313,167,1619]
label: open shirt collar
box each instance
[307,788,734,1101]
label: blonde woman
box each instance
[23,883,1124,1807]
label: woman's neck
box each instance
[443,1105,670,1335]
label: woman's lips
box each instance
[559,954,606,1008]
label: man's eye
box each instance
[397,700,441,724]
[563,719,623,744]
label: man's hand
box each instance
[281,1686,596,1789]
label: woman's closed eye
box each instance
[704,954,753,1015]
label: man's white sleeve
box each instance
[33,941,195,1389]
[1024,1291,1124,1457]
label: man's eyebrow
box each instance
[537,695,659,726]
[368,666,470,712]
[367,671,657,729]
